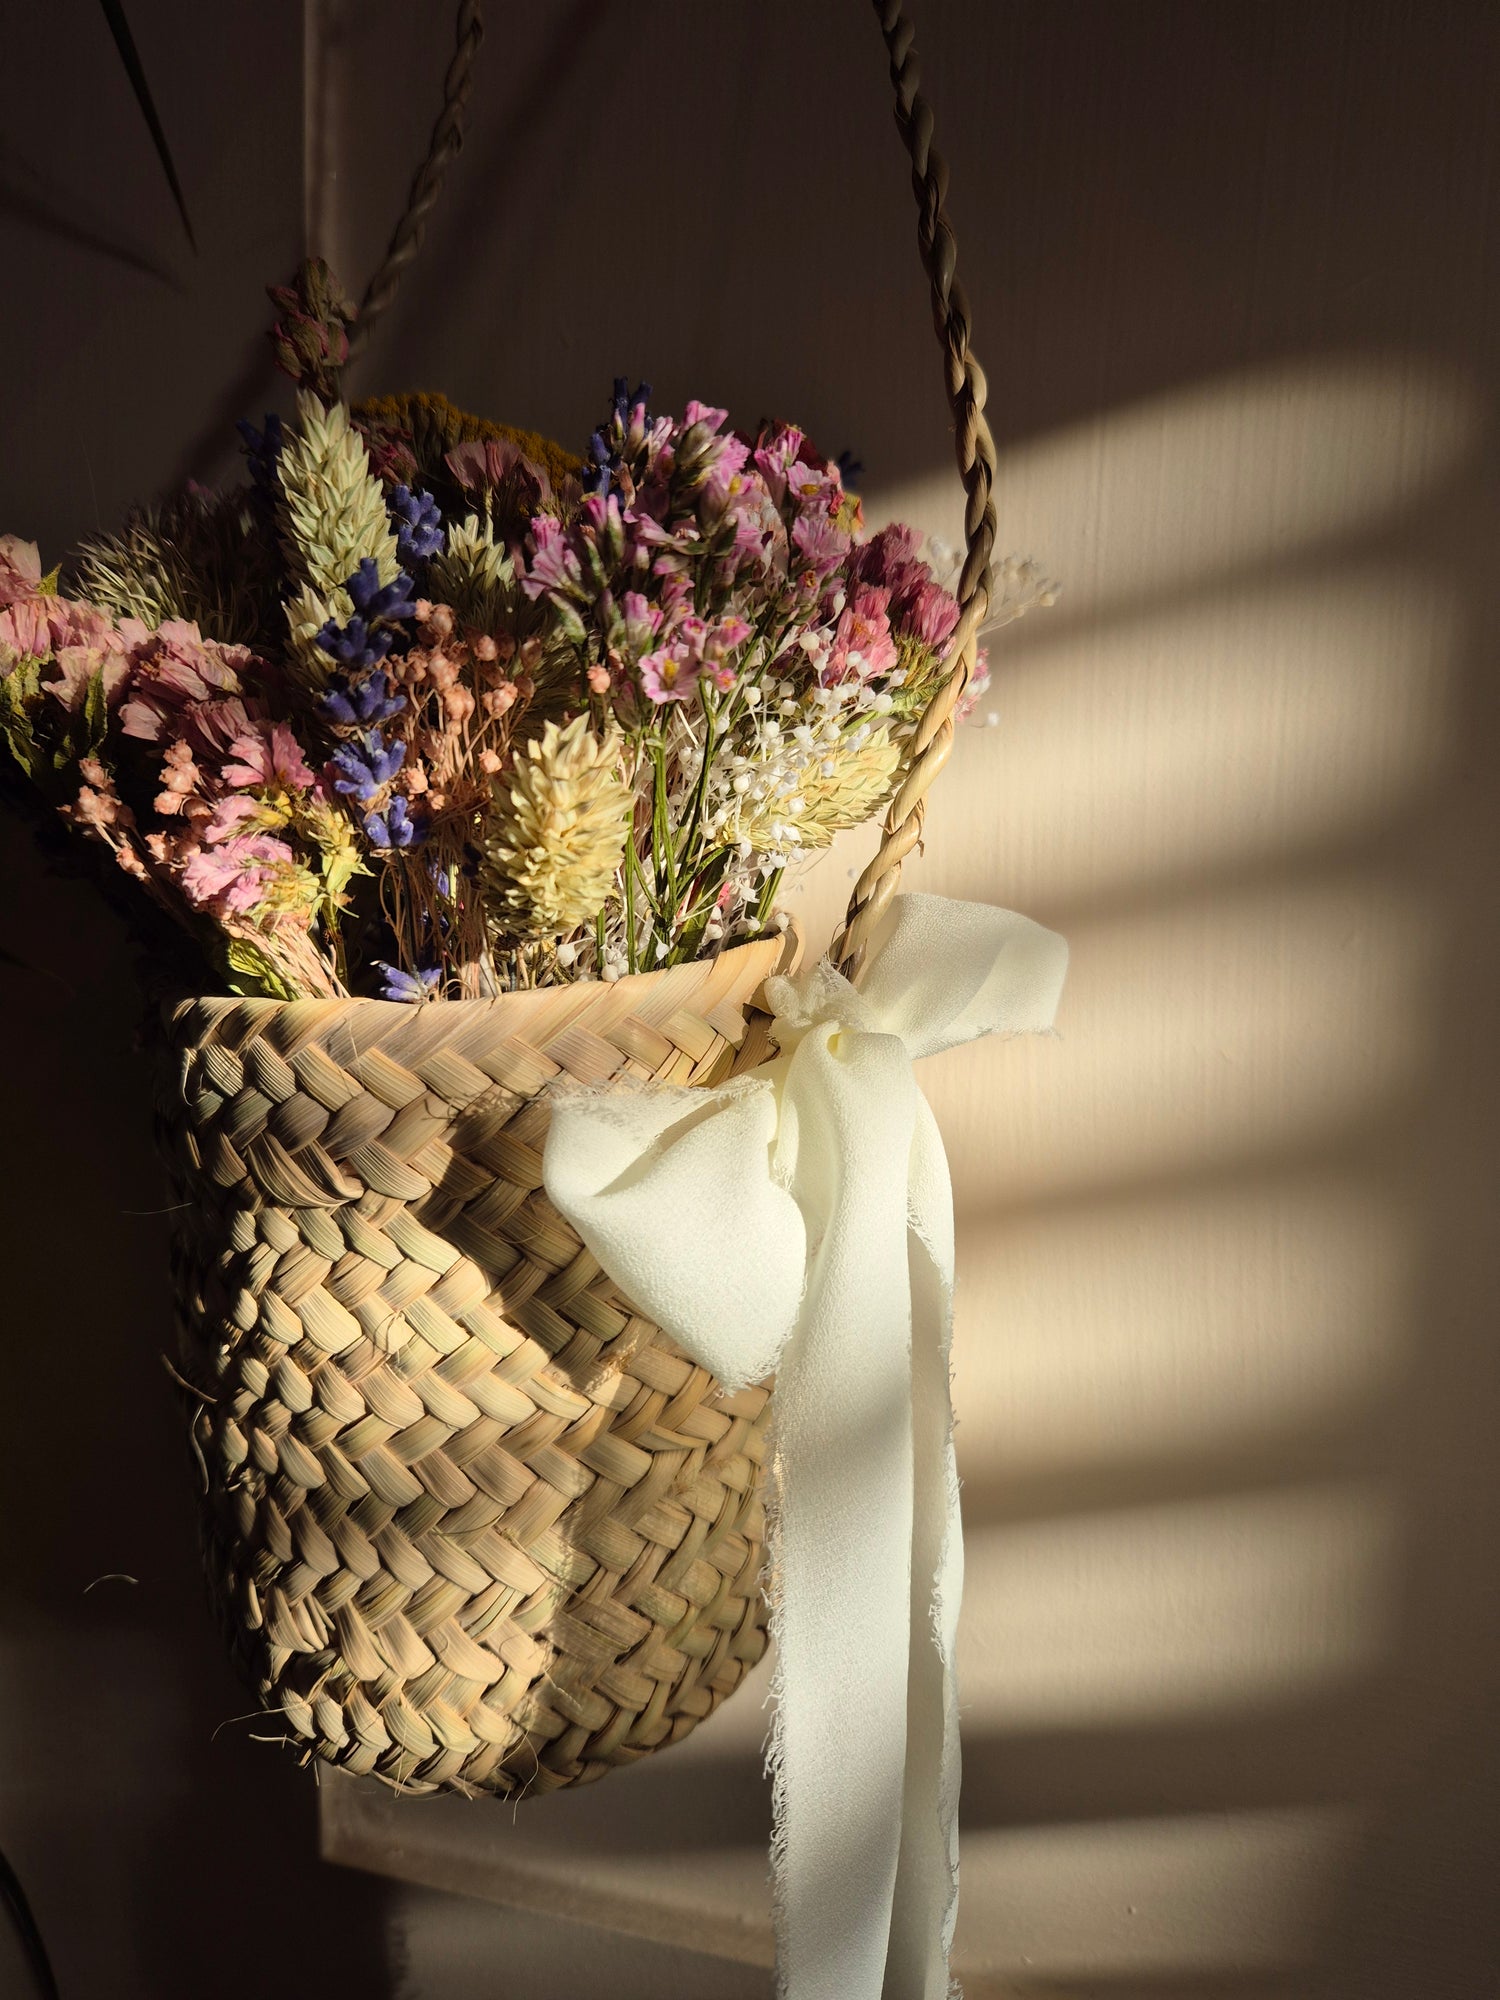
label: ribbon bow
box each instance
[544,892,1068,1999]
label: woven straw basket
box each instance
[149,0,995,1802]
[155,936,788,1795]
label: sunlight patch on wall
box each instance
[926,565,1458,913]
[958,1479,1396,1729]
[924,870,1435,1216]
[953,1173,1412,1490]
[868,353,1478,607]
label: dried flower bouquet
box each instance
[0,263,1053,1001]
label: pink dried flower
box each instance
[786,461,838,512]
[0,536,42,607]
[523,517,582,600]
[720,479,783,568]
[751,424,809,503]
[587,663,612,695]
[902,576,960,650]
[791,511,853,581]
[826,583,898,685]
[847,525,958,647]
[180,833,299,917]
[638,646,699,704]
[701,432,753,513]
[202,795,263,842]
[446,437,551,502]
[852,524,922,583]
[44,641,135,712]
[71,782,123,832]
[619,591,661,651]
[120,622,253,742]
[710,615,752,652]
[684,400,729,433]
[0,598,55,662]
[220,720,317,793]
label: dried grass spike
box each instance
[481,716,630,940]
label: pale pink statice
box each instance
[0,536,42,606]
[901,575,960,650]
[785,458,840,513]
[0,596,56,664]
[849,523,959,649]
[720,475,784,570]
[825,582,898,684]
[202,794,268,842]
[578,492,625,545]
[220,720,317,793]
[46,627,139,711]
[180,833,300,917]
[701,430,752,512]
[700,614,752,692]
[445,436,552,502]
[121,622,254,741]
[791,510,853,582]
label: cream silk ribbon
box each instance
[543,892,1068,2000]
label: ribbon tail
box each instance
[884,1105,964,2000]
[768,1028,921,2000]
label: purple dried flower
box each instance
[237,413,285,495]
[320,668,405,728]
[391,486,444,566]
[614,378,651,427]
[374,961,441,1003]
[329,728,405,801]
[316,614,394,670]
[346,558,416,623]
[364,794,419,850]
[585,377,653,493]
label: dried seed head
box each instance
[480,716,630,939]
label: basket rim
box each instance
[163,925,799,1033]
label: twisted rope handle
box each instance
[834,0,999,978]
[345,0,486,363]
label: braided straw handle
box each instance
[834,0,999,978]
[346,0,486,363]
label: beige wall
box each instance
[3,4,1498,1997]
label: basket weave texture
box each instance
[154,937,786,1796]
